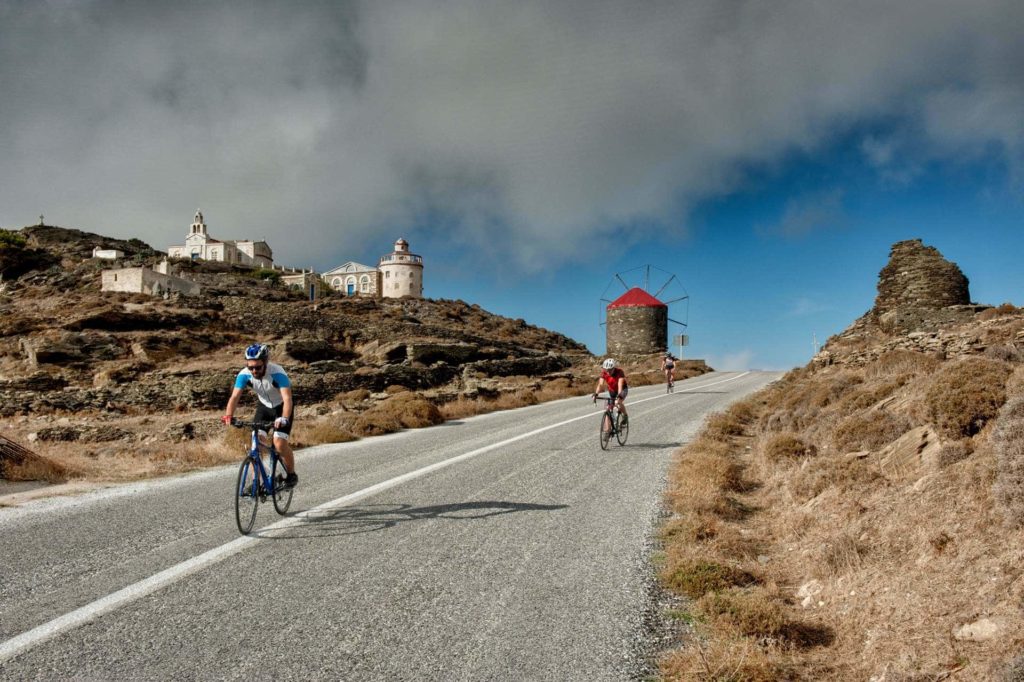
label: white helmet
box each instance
[602,358,616,370]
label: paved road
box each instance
[0,370,780,681]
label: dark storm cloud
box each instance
[1,0,1022,269]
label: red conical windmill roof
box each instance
[607,287,666,309]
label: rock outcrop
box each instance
[815,239,1007,367]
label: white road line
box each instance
[0,371,751,664]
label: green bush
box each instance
[248,268,281,283]
[0,229,27,248]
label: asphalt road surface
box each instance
[0,370,780,681]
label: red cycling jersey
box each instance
[601,368,628,393]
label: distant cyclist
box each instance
[592,358,628,425]
[222,343,298,488]
[661,352,676,387]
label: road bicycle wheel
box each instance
[599,411,612,450]
[272,456,293,515]
[235,458,259,535]
[616,413,629,446]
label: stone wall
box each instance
[606,306,667,355]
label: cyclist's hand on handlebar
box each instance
[274,417,289,429]
[592,393,598,403]
[221,415,232,425]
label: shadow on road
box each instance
[618,442,681,451]
[256,500,569,539]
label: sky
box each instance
[2,0,1023,370]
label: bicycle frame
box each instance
[241,425,279,496]
[603,399,619,433]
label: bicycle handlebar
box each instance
[230,418,277,430]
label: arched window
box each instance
[360,276,370,292]
[332,277,342,288]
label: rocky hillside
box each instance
[0,224,708,486]
[658,239,1024,680]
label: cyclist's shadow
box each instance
[256,500,569,540]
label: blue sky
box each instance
[2,1,1022,370]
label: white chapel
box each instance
[168,210,273,268]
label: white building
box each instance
[167,210,273,268]
[278,268,322,301]
[91,246,124,260]
[378,238,423,299]
[323,238,424,298]
[322,261,379,297]
[101,267,200,297]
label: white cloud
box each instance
[1,0,1022,270]
[707,350,755,372]
[757,189,847,238]
[786,297,833,318]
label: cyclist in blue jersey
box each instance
[222,343,298,487]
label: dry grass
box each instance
[831,410,912,452]
[439,379,588,420]
[993,397,1024,527]
[299,418,358,446]
[659,346,1024,679]
[762,432,815,460]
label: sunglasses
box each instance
[247,363,266,372]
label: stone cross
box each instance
[38,215,44,225]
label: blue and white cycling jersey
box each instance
[234,362,292,408]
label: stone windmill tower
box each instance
[601,266,688,356]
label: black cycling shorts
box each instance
[609,387,629,401]
[254,402,293,438]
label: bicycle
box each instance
[665,374,674,393]
[594,393,629,450]
[231,418,294,534]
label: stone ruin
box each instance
[871,239,979,333]
[813,239,998,367]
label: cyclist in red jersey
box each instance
[592,358,628,425]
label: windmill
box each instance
[599,265,689,357]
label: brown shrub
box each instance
[696,588,785,638]
[384,384,409,394]
[660,637,789,682]
[924,357,1011,438]
[832,410,913,452]
[984,344,1022,363]
[762,433,816,460]
[353,392,444,437]
[662,558,757,599]
[342,388,371,402]
[704,412,746,441]
[865,350,941,379]
[818,532,867,576]
[993,397,1024,527]
[976,302,1018,321]
[936,439,973,468]
[0,434,73,482]
[789,453,880,502]
[301,419,358,446]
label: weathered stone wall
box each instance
[874,239,970,315]
[606,306,667,356]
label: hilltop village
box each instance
[100,210,424,301]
